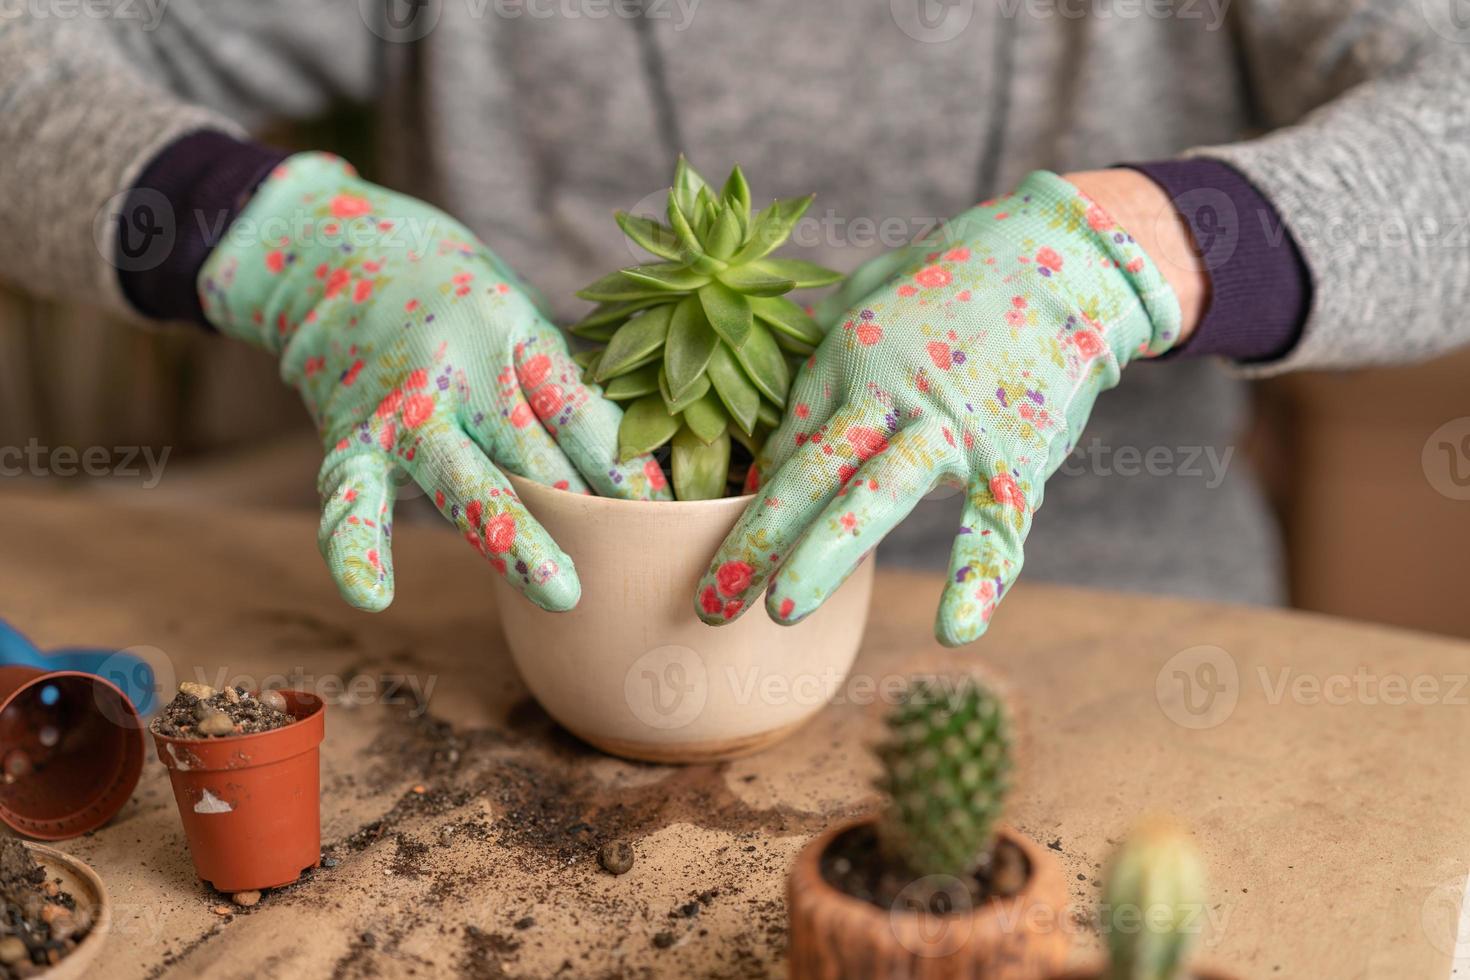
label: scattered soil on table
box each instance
[292,692,852,979]
[819,822,1030,912]
[0,838,93,977]
[149,685,294,739]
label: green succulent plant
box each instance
[569,157,842,500]
[873,676,1013,879]
[1101,819,1208,980]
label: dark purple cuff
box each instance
[116,131,289,327]
[1124,158,1311,364]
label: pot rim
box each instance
[793,814,1057,926]
[505,471,756,514]
[148,690,325,749]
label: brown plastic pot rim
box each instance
[150,690,324,746]
[801,815,1048,924]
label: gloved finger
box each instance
[409,425,582,612]
[768,421,963,625]
[318,451,399,612]
[935,464,1036,647]
[694,402,882,625]
[743,347,840,493]
[468,359,590,496]
[513,333,671,501]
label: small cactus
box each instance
[1101,819,1208,980]
[874,676,1013,879]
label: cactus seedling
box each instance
[1100,819,1208,980]
[873,676,1014,881]
[568,157,842,500]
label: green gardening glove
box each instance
[200,153,668,613]
[694,171,1182,646]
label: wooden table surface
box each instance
[3,489,1470,979]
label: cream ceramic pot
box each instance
[493,474,874,763]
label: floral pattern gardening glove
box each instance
[200,153,668,613]
[695,171,1183,646]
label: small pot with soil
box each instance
[150,683,325,892]
[1048,819,1238,980]
[0,836,109,980]
[787,676,1068,979]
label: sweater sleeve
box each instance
[1193,3,1470,374]
[0,0,376,315]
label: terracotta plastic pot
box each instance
[0,667,145,839]
[788,816,1070,980]
[151,691,324,892]
[24,842,111,980]
[492,473,875,764]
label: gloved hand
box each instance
[694,170,1182,646]
[200,153,667,613]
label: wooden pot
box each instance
[788,816,1070,980]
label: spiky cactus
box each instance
[569,157,841,500]
[874,677,1013,878]
[1101,819,1208,980]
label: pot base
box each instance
[572,717,807,764]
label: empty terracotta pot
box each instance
[0,667,145,839]
[151,691,324,892]
[492,473,875,764]
[788,816,1070,980]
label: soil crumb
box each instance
[819,822,1030,912]
[150,684,294,739]
[0,838,95,977]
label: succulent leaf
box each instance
[755,398,782,429]
[664,294,719,398]
[874,676,1012,879]
[753,258,844,289]
[595,304,674,382]
[704,343,761,436]
[615,211,682,261]
[705,207,743,261]
[730,322,789,407]
[682,390,730,444]
[666,195,725,275]
[749,295,825,345]
[570,296,665,334]
[618,395,682,461]
[720,165,751,222]
[658,367,711,415]
[715,264,796,297]
[672,155,710,219]
[672,425,730,501]
[1102,820,1207,980]
[620,262,709,293]
[698,281,754,349]
[730,195,815,264]
[577,270,671,303]
[602,364,661,400]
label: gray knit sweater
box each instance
[3,0,1468,604]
